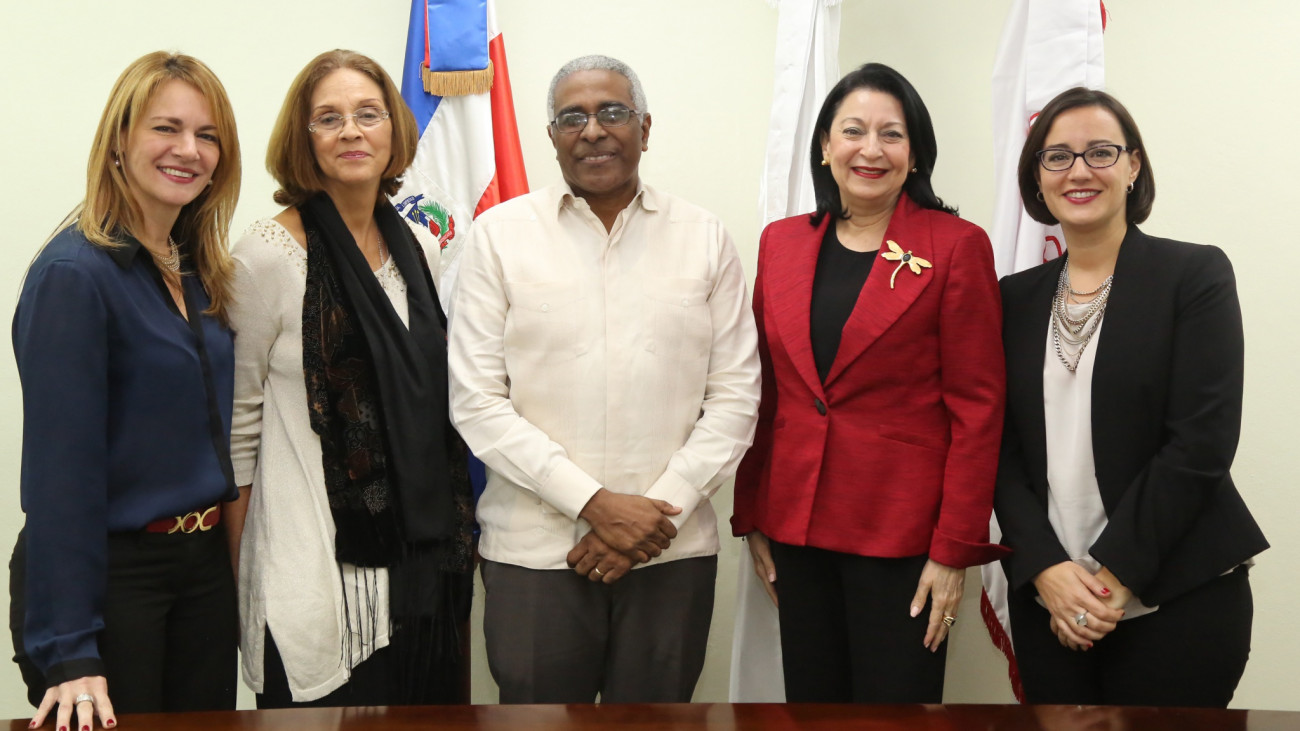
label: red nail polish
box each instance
[83,726,90,731]
[106,721,116,728]
[1100,587,1111,595]
[59,726,67,731]
[28,722,36,729]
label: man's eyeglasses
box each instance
[1036,144,1133,172]
[308,107,391,134]
[551,106,639,134]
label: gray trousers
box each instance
[481,555,717,704]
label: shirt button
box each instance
[814,398,827,415]
[541,303,550,312]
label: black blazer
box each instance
[994,226,1267,606]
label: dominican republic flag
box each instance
[983,0,1107,701]
[729,0,841,704]
[394,0,528,305]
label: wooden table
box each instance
[8,703,1300,730]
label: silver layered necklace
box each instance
[157,236,182,274]
[1051,264,1113,372]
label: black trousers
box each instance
[480,556,717,704]
[768,542,946,703]
[1009,565,1253,707]
[9,526,238,712]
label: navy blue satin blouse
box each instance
[13,225,236,684]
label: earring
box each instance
[821,158,830,166]
[113,155,120,168]
[1127,182,1135,194]
[911,167,917,173]
[1036,191,1044,202]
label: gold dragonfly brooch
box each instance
[881,240,932,289]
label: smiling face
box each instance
[821,88,914,216]
[120,79,220,228]
[309,68,393,193]
[547,69,650,208]
[1036,105,1141,240]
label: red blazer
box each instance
[732,195,1008,568]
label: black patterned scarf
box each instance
[300,192,472,703]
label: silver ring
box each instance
[593,567,604,577]
[74,693,95,706]
[1074,612,1088,627]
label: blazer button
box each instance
[814,398,827,415]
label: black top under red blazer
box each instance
[995,226,1268,606]
[732,195,1008,569]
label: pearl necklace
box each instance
[1051,265,1113,372]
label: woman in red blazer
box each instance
[732,63,1006,703]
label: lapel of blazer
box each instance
[765,215,828,398]
[1088,225,1150,508]
[824,195,934,385]
[1008,256,1064,485]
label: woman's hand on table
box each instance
[32,675,115,730]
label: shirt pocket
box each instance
[642,277,712,360]
[504,280,589,360]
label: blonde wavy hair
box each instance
[79,51,241,323]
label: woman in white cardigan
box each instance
[225,49,473,708]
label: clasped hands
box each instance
[1033,562,1132,651]
[565,489,681,584]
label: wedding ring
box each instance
[1075,612,1088,627]
[593,567,604,577]
[942,615,956,627]
[74,693,94,706]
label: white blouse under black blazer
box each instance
[994,226,1268,606]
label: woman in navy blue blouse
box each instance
[9,52,242,730]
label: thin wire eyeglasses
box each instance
[550,106,640,134]
[1036,144,1133,172]
[308,107,391,134]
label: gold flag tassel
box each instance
[423,61,494,96]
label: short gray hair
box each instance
[546,55,649,120]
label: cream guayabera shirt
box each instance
[449,183,761,570]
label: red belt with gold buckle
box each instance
[144,504,221,534]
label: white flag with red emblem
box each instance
[989,0,1106,278]
[730,0,840,703]
[982,0,1107,701]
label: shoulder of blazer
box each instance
[915,205,986,243]
[761,212,824,245]
[758,213,827,275]
[1111,226,1234,294]
[999,255,1063,304]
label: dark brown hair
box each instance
[1018,87,1155,226]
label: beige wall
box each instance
[1,0,1296,716]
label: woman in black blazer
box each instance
[994,88,1267,707]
